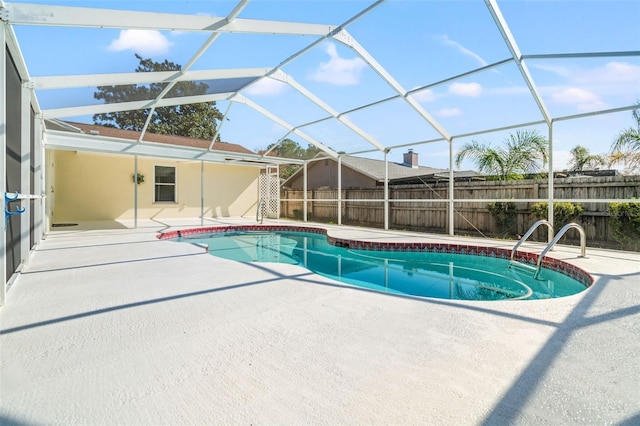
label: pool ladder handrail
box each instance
[536,223,587,270]
[256,197,266,224]
[510,219,553,263]
[510,220,587,279]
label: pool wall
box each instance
[158,225,593,288]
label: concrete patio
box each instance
[1,218,638,425]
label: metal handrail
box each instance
[256,198,265,224]
[536,223,587,270]
[510,220,553,262]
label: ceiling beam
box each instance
[522,50,640,60]
[1,2,335,35]
[332,28,453,142]
[484,0,551,125]
[30,68,271,90]
[136,0,251,143]
[44,129,301,165]
[41,93,234,119]
[270,71,386,152]
[233,94,339,159]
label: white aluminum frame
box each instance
[0,0,639,305]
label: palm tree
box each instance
[612,107,640,154]
[455,129,549,180]
[610,106,640,174]
[567,145,605,171]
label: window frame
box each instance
[153,165,177,204]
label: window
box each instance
[154,165,176,202]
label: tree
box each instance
[612,106,640,155]
[454,129,549,180]
[266,139,322,180]
[567,145,605,171]
[609,105,640,174]
[93,54,223,140]
[607,149,640,174]
[608,200,640,251]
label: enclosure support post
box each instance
[547,123,554,243]
[303,161,308,222]
[384,150,389,230]
[0,25,7,306]
[41,123,48,235]
[266,166,272,221]
[200,161,204,226]
[448,139,455,236]
[275,165,281,219]
[133,156,138,229]
[337,155,342,226]
[44,141,52,233]
[33,118,43,244]
[20,85,30,264]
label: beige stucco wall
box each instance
[45,149,55,229]
[51,150,260,222]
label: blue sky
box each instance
[11,0,640,171]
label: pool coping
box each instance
[157,224,594,288]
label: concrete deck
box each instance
[1,217,638,425]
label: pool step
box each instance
[509,260,536,270]
[509,260,553,282]
[509,260,540,278]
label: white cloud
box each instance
[435,107,463,118]
[553,150,573,171]
[245,78,288,96]
[530,63,573,79]
[531,61,640,113]
[551,87,608,111]
[309,43,367,86]
[486,86,530,96]
[534,61,640,86]
[449,82,483,97]
[499,61,640,114]
[577,61,640,85]
[436,35,488,67]
[551,87,598,104]
[411,89,437,103]
[108,30,173,55]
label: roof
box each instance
[48,121,254,155]
[390,170,484,185]
[283,153,480,186]
[339,155,446,182]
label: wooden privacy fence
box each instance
[281,175,640,248]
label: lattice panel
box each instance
[259,166,280,219]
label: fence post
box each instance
[338,155,342,225]
[384,150,389,230]
[448,139,455,236]
[547,123,554,242]
[303,161,307,222]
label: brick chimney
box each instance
[403,149,418,168]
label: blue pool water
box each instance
[179,230,587,301]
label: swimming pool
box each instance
[160,226,591,301]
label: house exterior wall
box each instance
[288,159,376,189]
[52,150,260,221]
[45,149,55,228]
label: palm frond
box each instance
[612,128,640,154]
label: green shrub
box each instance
[487,202,517,238]
[530,202,583,230]
[608,200,640,251]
